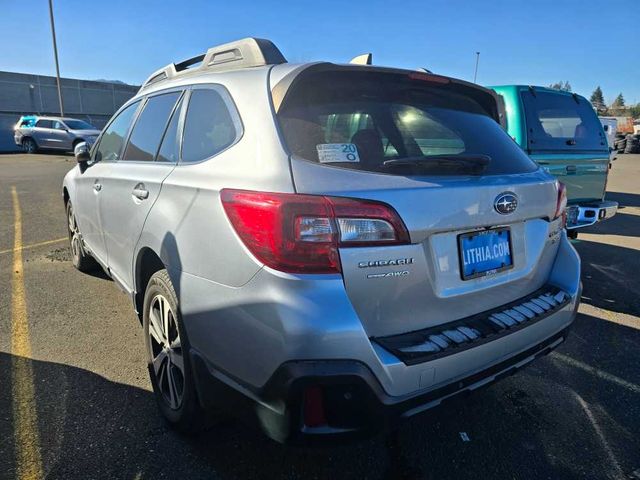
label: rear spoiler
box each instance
[271,63,506,128]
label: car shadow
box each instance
[573,238,640,316]
[607,191,640,209]
[2,310,639,480]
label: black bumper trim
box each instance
[373,285,571,365]
[191,324,572,444]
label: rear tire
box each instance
[143,269,215,433]
[23,138,37,154]
[66,201,98,272]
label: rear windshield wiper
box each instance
[382,154,491,174]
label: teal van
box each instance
[490,85,617,235]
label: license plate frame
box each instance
[458,227,513,280]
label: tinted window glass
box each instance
[123,92,181,161]
[36,120,53,128]
[181,89,237,163]
[521,91,607,151]
[65,119,94,130]
[53,121,65,130]
[278,70,537,176]
[157,97,183,163]
[95,101,139,162]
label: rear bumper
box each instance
[566,200,618,230]
[190,289,579,445]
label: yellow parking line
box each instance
[0,237,66,256]
[10,186,44,480]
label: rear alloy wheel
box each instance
[66,201,98,272]
[143,269,214,432]
[148,293,185,410]
[23,138,37,153]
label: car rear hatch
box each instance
[272,66,562,338]
[519,88,610,204]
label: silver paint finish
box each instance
[62,59,582,403]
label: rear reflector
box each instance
[303,386,327,428]
[221,189,409,274]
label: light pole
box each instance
[48,0,64,116]
[473,51,480,84]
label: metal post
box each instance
[48,0,64,115]
[473,52,480,84]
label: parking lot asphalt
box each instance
[0,153,639,480]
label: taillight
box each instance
[554,182,568,227]
[220,189,409,274]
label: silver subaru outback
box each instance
[63,38,581,444]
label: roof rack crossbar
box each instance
[175,54,206,72]
[139,37,287,92]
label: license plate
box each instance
[458,227,513,280]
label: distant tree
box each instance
[548,81,572,92]
[612,93,625,108]
[590,86,607,114]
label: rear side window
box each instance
[53,121,66,130]
[157,96,184,163]
[277,70,537,176]
[36,120,53,128]
[123,92,181,161]
[95,101,139,162]
[181,88,239,163]
[521,91,606,151]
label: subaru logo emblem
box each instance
[494,192,518,215]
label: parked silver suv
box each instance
[62,38,581,444]
[15,115,100,153]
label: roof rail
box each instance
[139,37,287,91]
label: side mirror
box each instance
[74,142,90,164]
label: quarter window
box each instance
[94,101,139,162]
[123,92,181,162]
[181,88,238,163]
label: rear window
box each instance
[521,90,607,151]
[277,70,537,176]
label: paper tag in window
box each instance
[316,143,360,163]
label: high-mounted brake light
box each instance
[220,189,410,274]
[407,72,451,84]
[554,182,568,227]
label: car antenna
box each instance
[349,53,372,65]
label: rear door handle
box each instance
[93,182,102,192]
[132,184,149,200]
[566,165,577,173]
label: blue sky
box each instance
[1,0,638,104]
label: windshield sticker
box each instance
[316,144,360,163]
